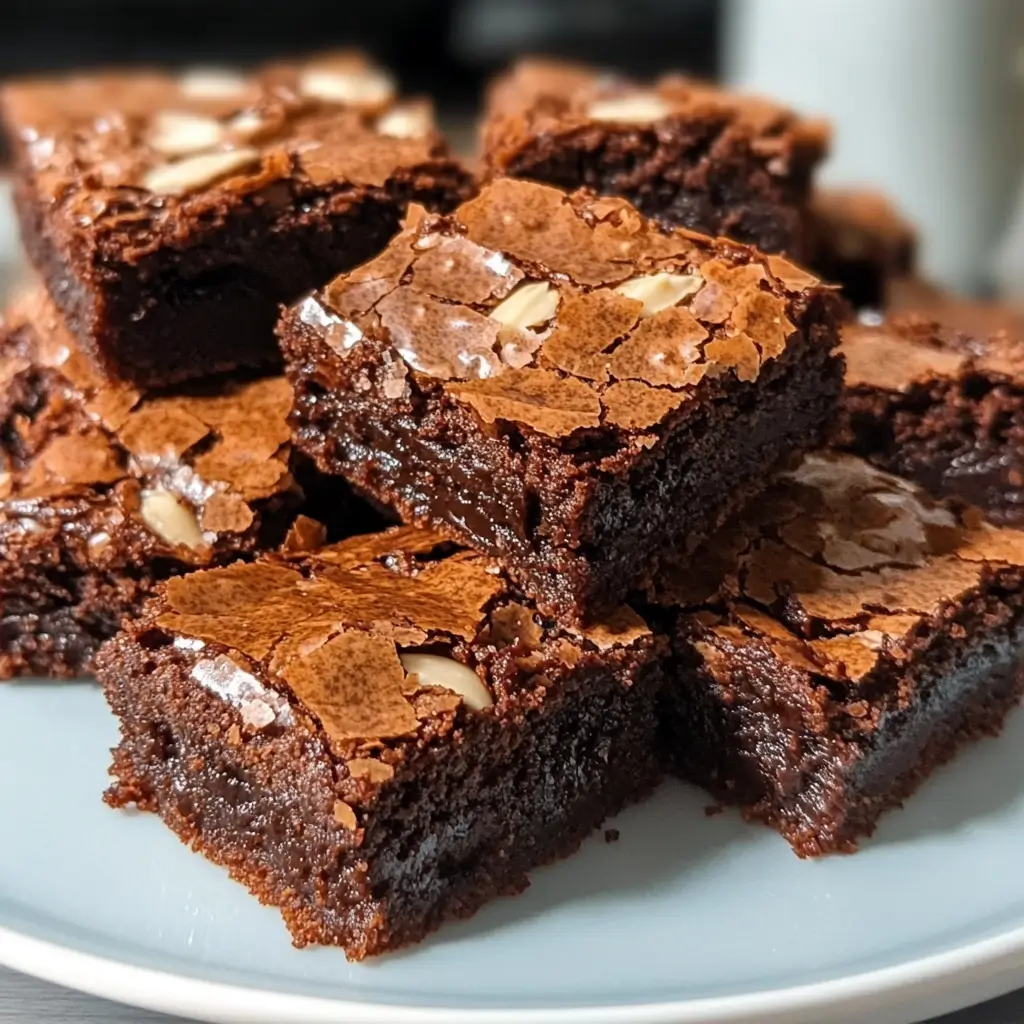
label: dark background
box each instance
[0,0,720,116]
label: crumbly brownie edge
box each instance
[99,627,662,957]
[280,308,843,625]
[660,577,1024,856]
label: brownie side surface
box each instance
[98,527,662,958]
[654,451,1024,855]
[837,316,1024,525]
[479,58,829,257]
[2,55,472,386]
[280,179,844,624]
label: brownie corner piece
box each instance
[2,53,472,387]
[657,450,1024,855]
[478,56,829,256]
[838,314,1024,524]
[280,178,844,624]
[97,526,662,958]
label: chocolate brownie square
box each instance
[0,289,376,677]
[1,52,472,386]
[479,57,829,257]
[98,526,662,958]
[837,315,1024,525]
[808,189,916,309]
[279,179,844,625]
[656,451,1024,855]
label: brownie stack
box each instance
[5,53,1024,960]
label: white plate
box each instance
[2,681,1024,1024]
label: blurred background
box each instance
[1,0,1023,296]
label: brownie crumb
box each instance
[703,804,724,818]
[604,828,620,843]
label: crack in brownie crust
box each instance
[279,178,843,625]
[98,526,662,958]
[653,451,1024,855]
[1,53,473,386]
[837,315,1024,524]
[478,58,829,257]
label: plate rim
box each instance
[3,916,1024,1023]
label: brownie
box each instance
[808,189,916,309]
[655,451,1024,856]
[279,178,844,625]
[0,52,472,386]
[0,288,376,678]
[97,525,662,958]
[837,315,1024,525]
[478,57,830,257]
[887,277,1024,338]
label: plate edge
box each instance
[3,920,1024,1024]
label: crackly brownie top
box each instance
[295,178,835,440]
[811,189,916,262]
[482,57,829,168]
[843,315,1024,392]
[657,451,1024,686]
[2,51,461,248]
[0,289,295,559]
[145,524,652,776]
